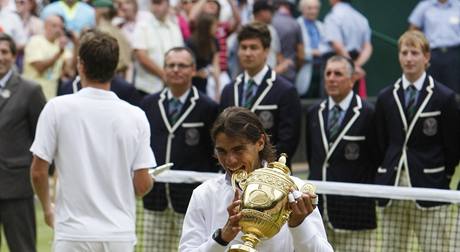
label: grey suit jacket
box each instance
[0,71,46,199]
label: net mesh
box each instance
[134,170,460,252]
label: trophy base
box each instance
[228,244,257,252]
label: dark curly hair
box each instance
[211,107,276,163]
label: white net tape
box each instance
[154,170,460,203]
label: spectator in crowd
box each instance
[1,0,17,11]
[220,22,301,165]
[186,13,220,100]
[15,0,43,39]
[140,47,219,251]
[408,0,460,94]
[0,2,27,48]
[41,0,95,34]
[94,0,132,78]
[136,0,151,12]
[30,30,156,252]
[306,55,377,251]
[374,30,460,251]
[236,0,252,25]
[113,0,151,81]
[252,0,292,76]
[271,0,304,84]
[23,15,72,100]
[15,0,43,71]
[174,0,193,40]
[0,33,46,252]
[113,0,151,48]
[132,0,183,95]
[179,106,333,252]
[296,0,324,98]
[323,0,372,96]
[190,0,240,83]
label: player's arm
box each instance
[30,155,53,228]
[133,168,154,197]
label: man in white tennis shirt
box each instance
[30,30,156,252]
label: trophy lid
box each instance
[267,153,291,175]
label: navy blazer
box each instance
[374,75,460,207]
[306,94,377,230]
[220,68,301,163]
[140,86,219,213]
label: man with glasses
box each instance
[139,47,219,251]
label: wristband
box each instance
[212,228,229,246]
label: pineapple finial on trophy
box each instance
[267,153,290,175]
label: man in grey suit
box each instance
[0,33,46,252]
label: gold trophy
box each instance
[229,154,315,252]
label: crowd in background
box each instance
[1,0,460,251]
[1,0,459,102]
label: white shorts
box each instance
[53,240,135,252]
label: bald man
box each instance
[23,15,72,100]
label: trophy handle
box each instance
[231,170,248,192]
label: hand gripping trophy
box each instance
[230,154,316,252]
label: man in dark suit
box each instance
[139,47,219,251]
[220,22,301,164]
[374,30,460,251]
[306,55,377,251]
[0,33,46,252]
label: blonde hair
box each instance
[398,30,430,54]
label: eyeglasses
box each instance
[165,63,193,70]
[15,0,26,5]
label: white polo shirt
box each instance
[30,87,156,242]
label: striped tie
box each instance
[328,105,342,142]
[243,79,257,108]
[169,98,182,124]
[406,85,417,122]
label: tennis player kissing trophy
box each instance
[230,154,315,252]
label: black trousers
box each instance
[0,197,36,252]
[429,45,460,94]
